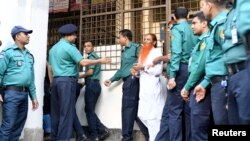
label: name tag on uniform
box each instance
[17,60,22,66]
[231,27,238,44]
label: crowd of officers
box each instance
[160,0,250,141]
[0,0,250,141]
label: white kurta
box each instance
[137,48,165,141]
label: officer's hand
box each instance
[130,68,138,76]
[99,58,111,64]
[132,63,143,71]
[181,88,189,102]
[153,56,161,65]
[167,78,176,90]
[104,80,111,87]
[0,94,3,102]
[32,99,39,110]
[194,84,206,102]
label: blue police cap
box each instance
[11,26,33,37]
[58,24,77,35]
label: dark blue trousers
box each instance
[210,82,228,125]
[167,64,191,141]
[122,76,149,141]
[154,95,169,141]
[84,79,106,139]
[0,90,28,141]
[73,83,84,137]
[51,77,77,141]
[190,89,211,141]
[228,68,250,124]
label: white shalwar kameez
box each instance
[138,48,165,141]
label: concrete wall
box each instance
[0,1,168,140]
[76,71,168,129]
[0,0,49,140]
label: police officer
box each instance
[0,25,39,141]
[166,7,196,141]
[195,0,228,125]
[181,12,211,141]
[224,0,250,124]
[104,29,149,141]
[49,24,110,141]
[80,41,110,141]
[236,0,250,124]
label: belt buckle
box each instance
[227,65,233,75]
[21,86,27,92]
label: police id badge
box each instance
[17,60,22,66]
[231,26,238,44]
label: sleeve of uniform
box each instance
[28,70,37,100]
[110,67,122,82]
[28,54,37,100]
[0,51,10,86]
[200,44,213,88]
[169,27,183,78]
[145,49,163,76]
[237,0,250,35]
[68,45,83,63]
[184,43,206,91]
[88,55,96,69]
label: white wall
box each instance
[76,71,168,129]
[0,0,49,135]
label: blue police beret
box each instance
[11,26,33,37]
[58,24,77,34]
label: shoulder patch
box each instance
[219,30,225,40]
[199,42,206,50]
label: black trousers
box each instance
[121,76,149,141]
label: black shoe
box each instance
[44,133,51,141]
[99,128,110,140]
[77,133,88,141]
[86,137,100,141]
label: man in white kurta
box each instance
[137,47,165,141]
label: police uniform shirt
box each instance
[85,51,101,80]
[49,38,83,77]
[0,45,37,100]
[200,11,228,88]
[223,4,247,64]
[168,20,197,78]
[236,0,250,35]
[110,42,141,82]
[184,31,210,91]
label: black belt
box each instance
[85,79,99,83]
[54,76,76,78]
[122,75,131,82]
[227,61,245,75]
[245,32,250,54]
[210,76,227,85]
[4,86,29,92]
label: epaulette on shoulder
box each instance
[171,23,179,29]
[2,46,13,52]
[217,17,227,25]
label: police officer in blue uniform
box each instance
[225,0,250,124]
[80,41,110,141]
[49,24,110,141]
[104,29,149,141]
[0,25,39,141]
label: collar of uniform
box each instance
[12,44,28,52]
[60,38,76,47]
[176,20,187,25]
[126,41,137,49]
[87,51,94,58]
[210,11,228,28]
[199,31,210,41]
